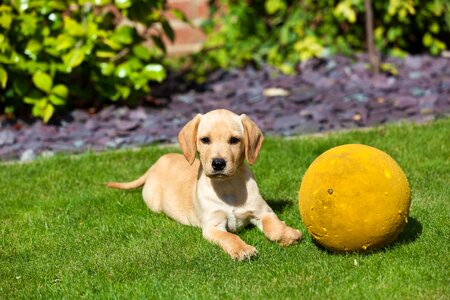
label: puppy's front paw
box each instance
[279,227,302,247]
[229,244,258,261]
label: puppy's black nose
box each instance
[212,158,226,171]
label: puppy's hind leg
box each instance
[142,179,162,213]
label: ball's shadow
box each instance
[263,200,423,254]
[395,217,423,245]
[311,216,423,255]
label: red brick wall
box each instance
[166,0,209,55]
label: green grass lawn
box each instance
[1,119,449,299]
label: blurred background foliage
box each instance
[0,0,177,122]
[0,0,449,121]
[191,0,449,76]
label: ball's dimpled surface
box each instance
[299,144,411,252]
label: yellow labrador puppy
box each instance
[107,109,302,260]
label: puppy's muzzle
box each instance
[212,158,226,171]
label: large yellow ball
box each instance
[299,144,411,252]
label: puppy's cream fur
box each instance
[108,109,302,260]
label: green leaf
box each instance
[43,103,54,123]
[127,57,143,70]
[63,16,84,36]
[142,64,166,82]
[334,0,356,23]
[13,80,30,96]
[9,51,21,64]
[387,27,401,42]
[0,55,8,64]
[0,4,13,12]
[169,8,191,25]
[131,75,148,90]
[62,49,85,68]
[428,0,444,16]
[265,0,286,14]
[422,33,433,47]
[55,35,76,51]
[110,89,121,101]
[111,26,135,45]
[94,0,111,5]
[46,1,65,10]
[390,47,407,58]
[86,19,99,40]
[115,84,131,99]
[95,50,115,58]
[161,20,175,42]
[98,62,114,76]
[132,45,151,61]
[32,104,42,117]
[49,94,65,105]
[380,63,398,76]
[4,106,14,114]
[127,1,154,23]
[0,12,12,29]
[115,62,130,78]
[430,23,440,34]
[115,0,132,9]
[24,96,44,104]
[24,39,42,60]
[24,97,35,104]
[151,35,166,53]
[32,71,53,93]
[0,66,7,89]
[103,38,122,50]
[52,84,68,98]
[19,14,38,35]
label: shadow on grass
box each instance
[310,216,422,255]
[266,199,293,213]
[395,216,422,245]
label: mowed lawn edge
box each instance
[1,118,449,299]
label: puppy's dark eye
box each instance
[200,137,210,144]
[229,137,240,145]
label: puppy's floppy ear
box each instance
[240,114,264,165]
[178,114,202,165]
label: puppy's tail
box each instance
[106,172,148,190]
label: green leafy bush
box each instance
[0,0,179,122]
[193,0,449,76]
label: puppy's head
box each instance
[178,109,264,180]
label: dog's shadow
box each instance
[266,199,293,213]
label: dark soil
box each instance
[1,54,449,162]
